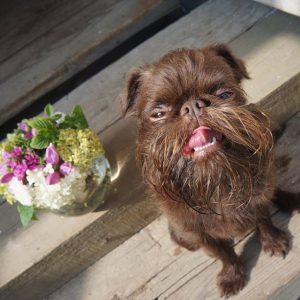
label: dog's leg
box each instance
[257,214,290,257]
[202,236,246,298]
[169,224,201,251]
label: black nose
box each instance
[180,99,208,118]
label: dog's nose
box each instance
[180,99,208,118]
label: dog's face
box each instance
[121,45,273,213]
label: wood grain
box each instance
[269,274,300,300]
[0,0,180,125]
[0,0,103,62]
[1,1,299,299]
[47,113,300,300]
[254,0,300,17]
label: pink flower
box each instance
[24,131,33,139]
[0,161,13,183]
[13,161,27,181]
[0,163,7,175]
[2,150,19,171]
[1,172,13,183]
[45,143,60,166]
[31,128,37,136]
[25,153,40,170]
[11,147,23,158]
[46,172,60,185]
[7,160,17,169]
[18,122,29,132]
[24,128,36,139]
[2,151,12,163]
[18,122,35,140]
[1,147,42,183]
[59,162,73,176]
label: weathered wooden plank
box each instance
[269,273,300,300]
[0,0,180,125]
[260,72,300,125]
[47,112,300,300]
[230,11,300,118]
[163,213,299,300]
[0,0,103,62]
[1,1,298,299]
[254,0,300,17]
[0,203,19,240]
[47,215,214,300]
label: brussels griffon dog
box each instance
[121,44,290,297]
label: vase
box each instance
[48,155,111,216]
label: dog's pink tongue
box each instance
[188,126,213,148]
[182,126,222,155]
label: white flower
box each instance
[26,168,88,210]
[8,177,33,206]
[43,163,55,174]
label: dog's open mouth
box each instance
[182,126,223,157]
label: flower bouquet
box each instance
[0,104,110,226]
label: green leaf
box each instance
[30,129,58,149]
[44,104,54,117]
[58,121,71,129]
[30,136,49,149]
[28,118,54,130]
[31,212,39,221]
[71,105,89,128]
[51,113,64,122]
[17,204,34,227]
[27,117,59,149]
[57,105,89,129]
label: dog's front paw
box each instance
[217,263,247,298]
[260,227,290,257]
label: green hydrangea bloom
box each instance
[57,129,104,171]
[0,184,15,204]
[3,132,30,151]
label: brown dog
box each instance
[121,44,290,297]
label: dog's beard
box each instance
[137,104,274,214]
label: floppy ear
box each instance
[211,44,250,83]
[120,68,143,117]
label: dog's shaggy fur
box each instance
[121,45,290,297]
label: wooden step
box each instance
[1,0,300,299]
[47,110,300,300]
[0,0,180,126]
[254,0,300,17]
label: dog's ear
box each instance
[210,44,250,83]
[120,68,144,117]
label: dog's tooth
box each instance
[194,147,203,152]
[212,137,216,144]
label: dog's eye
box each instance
[217,91,233,100]
[151,111,165,119]
[149,104,170,122]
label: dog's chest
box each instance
[163,199,256,239]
